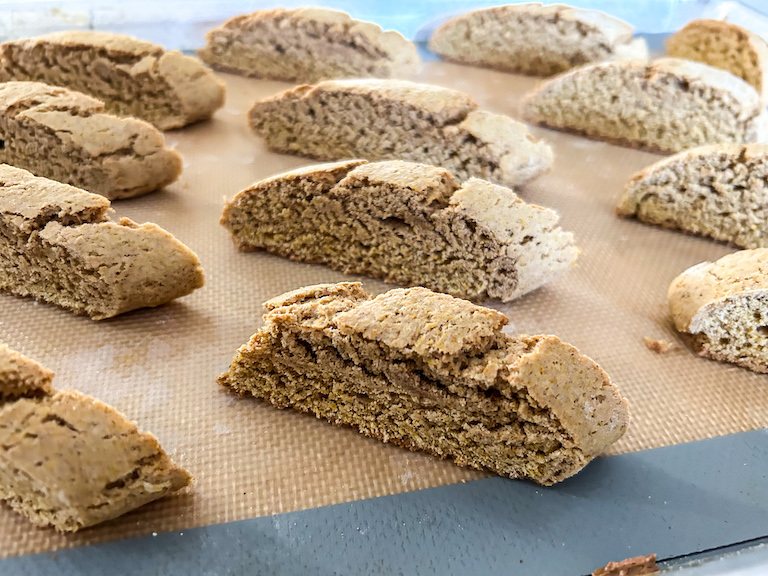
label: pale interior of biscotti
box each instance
[0,43,181,128]
[693,292,768,373]
[621,150,768,248]
[526,65,753,152]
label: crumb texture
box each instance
[667,19,768,99]
[221,160,577,302]
[668,248,768,372]
[0,345,191,532]
[0,31,225,130]
[199,7,419,83]
[0,164,204,319]
[617,143,768,248]
[249,79,553,188]
[430,4,647,76]
[218,282,629,486]
[0,81,182,199]
[522,58,765,154]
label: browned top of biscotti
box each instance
[0,344,54,401]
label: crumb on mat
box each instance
[644,337,673,354]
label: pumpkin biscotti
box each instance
[222,160,577,302]
[617,143,768,249]
[667,19,768,101]
[668,249,768,373]
[249,79,553,188]
[0,31,225,130]
[199,7,419,82]
[429,3,647,76]
[219,283,630,486]
[0,344,192,532]
[0,164,204,319]
[0,81,182,199]
[522,58,767,154]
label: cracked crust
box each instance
[0,31,225,130]
[218,282,629,486]
[667,19,768,101]
[0,81,182,199]
[0,345,191,532]
[617,143,768,248]
[249,79,553,188]
[429,3,648,76]
[0,164,204,319]
[668,249,768,373]
[199,7,419,83]
[522,58,767,154]
[221,159,577,302]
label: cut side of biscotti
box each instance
[429,3,647,76]
[667,19,768,101]
[0,164,204,319]
[617,143,768,249]
[522,58,767,154]
[0,81,182,199]
[668,249,768,373]
[249,79,553,188]
[0,31,225,130]
[218,283,630,486]
[0,345,192,532]
[199,7,419,83]
[222,160,577,302]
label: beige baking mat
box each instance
[2,62,767,558]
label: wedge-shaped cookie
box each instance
[249,79,553,187]
[0,164,204,319]
[219,283,629,486]
[522,58,767,154]
[0,31,225,130]
[222,160,577,302]
[617,143,768,248]
[667,19,768,101]
[669,249,768,373]
[429,3,647,76]
[0,81,182,199]
[199,7,419,83]
[0,344,192,532]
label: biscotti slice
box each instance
[0,31,225,130]
[219,283,629,486]
[0,164,204,319]
[199,7,419,83]
[0,345,192,532]
[667,20,768,101]
[429,3,648,76]
[222,160,577,301]
[668,249,768,373]
[0,81,182,199]
[522,58,767,154]
[249,79,553,188]
[617,143,768,249]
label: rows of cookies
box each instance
[0,3,764,546]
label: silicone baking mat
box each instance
[2,63,767,558]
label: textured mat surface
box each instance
[2,63,767,557]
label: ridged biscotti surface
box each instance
[0,31,225,130]
[522,58,767,154]
[249,79,553,188]
[218,283,629,486]
[667,19,768,101]
[222,159,577,302]
[668,249,768,373]
[617,143,768,249]
[0,81,182,199]
[430,3,647,76]
[0,164,204,319]
[199,7,419,83]
[0,344,192,532]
